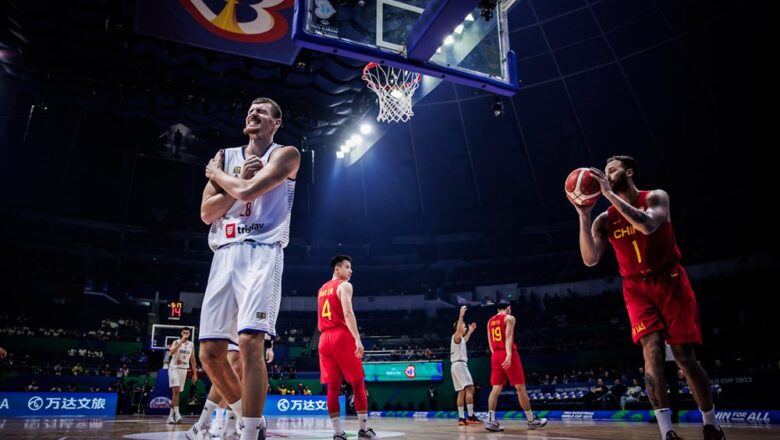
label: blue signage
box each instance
[265,395,345,417]
[0,392,117,417]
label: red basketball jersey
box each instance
[488,313,517,352]
[317,279,347,332]
[606,190,682,277]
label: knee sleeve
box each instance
[327,382,340,414]
[351,380,367,413]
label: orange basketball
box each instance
[565,168,601,206]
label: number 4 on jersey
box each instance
[321,299,332,320]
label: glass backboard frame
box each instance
[293,0,519,96]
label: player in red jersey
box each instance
[485,300,547,432]
[574,156,724,440]
[317,255,379,440]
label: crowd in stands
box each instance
[0,314,143,342]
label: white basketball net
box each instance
[362,63,422,123]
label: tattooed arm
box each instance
[589,168,670,235]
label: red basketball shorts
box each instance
[318,328,365,384]
[490,349,525,386]
[623,263,702,345]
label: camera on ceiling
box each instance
[479,0,498,21]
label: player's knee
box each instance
[199,345,224,366]
[238,332,264,355]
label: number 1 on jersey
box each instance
[491,326,502,342]
[631,240,642,263]
[321,299,332,320]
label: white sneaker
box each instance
[333,432,347,440]
[185,424,211,440]
[174,413,183,424]
[485,420,504,432]
[167,414,176,424]
[528,417,548,430]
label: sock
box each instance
[330,416,343,434]
[197,400,218,427]
[700,406,719,428]
[525,410,534,422]
[228,399,243,423]
[169,408,175,417]
[457,406,465,419]
[467,404,474,417]
[358,413,368,431]
[654,408,673,438]
[174,407,181,417]
[488,410,496,422]
[240,417,264,440]
[225,410,237,432]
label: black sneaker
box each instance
[703,425,725,440]
[666,430,683,440]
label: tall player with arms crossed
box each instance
[451,306,482,426]
[317,256,379,440]
[574,155,724,440]
[193,97,299,440]
[485,300,547,432]
[168,327,197,424]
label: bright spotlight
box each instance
[359,123,372,134]
[454,24,464,34]
[465,13,475,22]
[350,134,363,145]
[444,35,455,45]
[336,151,345,159]
[340,144,350,153]
[345,138,356,148]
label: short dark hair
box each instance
[331,255,352,270]
[251,97,282,119]
[606,155,639,179]
[181,327,191,334]
[497,299,511,310]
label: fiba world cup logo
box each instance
[404,365,416,379]
[179,0,293,42]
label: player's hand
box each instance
[501,354,512,370]
[468,323,477,333]
[570,199,596,218]
[241,155,263,179]
[205,150,224,179]
[266,347,274,364]
[354,340,364,358]
[0,347,7,359]
[588,167,612,195]
[459,305,467,318]
[181,334,188,342]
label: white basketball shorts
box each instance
[168,368,188,389]
[199,241,283,344]
[451,361,474,391]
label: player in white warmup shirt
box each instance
[168,327,198,424]
[191,97,299,440]
[451,306,482,426]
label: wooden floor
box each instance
[0,415,776,439]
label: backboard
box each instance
[150,324,196,352]
[293,0,518,96]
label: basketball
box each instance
[565,168,601,206]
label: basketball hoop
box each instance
[362,62,422,123]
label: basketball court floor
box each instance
[0,416,776,439]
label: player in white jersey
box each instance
[195,97,300,440]
[451,306,482,426]
[168,327,198,424]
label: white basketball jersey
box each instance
[208,144,296,251]
[171,340,193,369]
[450,335,468,363]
